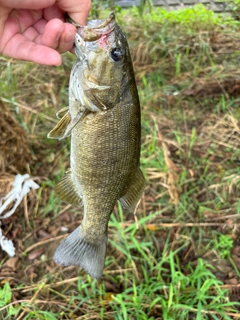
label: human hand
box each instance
[0,0,91,65]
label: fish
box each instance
[48,12,145,279]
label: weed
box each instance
[214,234,234,259]
[0,282,20,318]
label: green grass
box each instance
[1,4,240,320]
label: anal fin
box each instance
[55,170,82,206]
[119,168,146,212]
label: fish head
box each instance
[73,13,129,111]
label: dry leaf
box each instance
[28,248,45,260]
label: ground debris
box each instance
[0,99,33,174]
[182,77,240,98]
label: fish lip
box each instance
[76,12,116,41]
[65,13,85,28]
[87,12,115,30]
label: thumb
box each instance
[57,0,91,26]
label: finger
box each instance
[0,9,42,52]
[43,4,65,22]
[34,19,64,48]
[56,0,91,25]
[22,26,39,41]
[20,18,76,55]
[55,23,76,53]
[0,6,11,42]
[31,18,47,34]
[34,19,76,53]
[10,8,42,33]
[2,33,62,65]
[31,18,76,53]
[0,0,56,10]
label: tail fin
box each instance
[53,227,107,280]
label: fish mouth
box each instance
[76,12,116,41]
[66,12,116,58]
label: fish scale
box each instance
[48,12,145,279]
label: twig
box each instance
[14,277,80,293]
[23,195,30,228]
[24,234,67,253]
[1,97,56,122]
[14,269,136,293]
[105,268,134,275]
[120,222,226,228]
[131,260,140,281]
[212,214,240,221]
[133,198,141,230]
[0,299,69,312]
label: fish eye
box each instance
[110,48,123,62]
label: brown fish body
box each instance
[72,83,141,235]
[48,13,145,279]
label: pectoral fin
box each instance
[48,110,86,140]
[55,170,82,206]
[56,107,69,119]
[47,112,71,140]
[119,168,146,212]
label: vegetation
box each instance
[1,4,240,319]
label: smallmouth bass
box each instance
[48,12,145,279]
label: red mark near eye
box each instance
[99,35,108,47]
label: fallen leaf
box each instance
[2,257,19,271]
[146,224,158,231]
[28,248,44,260]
